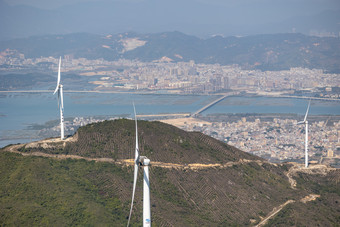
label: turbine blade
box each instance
[127,163,139,227]
[297,121,304,125]
[303,99,311,122]
[53,57,61,95]
[127,102,141,227]
[53,86,59,95]
[133,102,139,160]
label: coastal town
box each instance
[1,52,340,98]
[1,53,339,165]
[163,115,340,163]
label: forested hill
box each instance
[20,119,259,164]
[1,119,339,226]
[1,32,340,73]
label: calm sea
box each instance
[0,92,339,147]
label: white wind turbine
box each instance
[53,57,65,140]
[127,104,151,227]
[297,100,311,168]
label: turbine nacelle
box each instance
[140,156,150,166]
[303,100,311,122]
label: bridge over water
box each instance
[191,92,239,117]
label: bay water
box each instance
[0,92,339,147]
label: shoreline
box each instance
[0,89,339,102]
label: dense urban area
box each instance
[177,116,340,162]
[1,51,340,98]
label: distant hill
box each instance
[1,119,339,226]
[1,32,340,72]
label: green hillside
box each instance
[0,152,129,226]
[1,119,339,226]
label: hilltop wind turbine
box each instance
[127,104,151,227]
[53,57,65,140]
[297,100,311,168]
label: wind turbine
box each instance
[127,104,151,227]
[53,57,65,140]
[297,100,311,168]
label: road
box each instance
[2,142,274,170]
[255,199,295,227]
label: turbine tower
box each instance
[127,104,151,227]
[297,100,311,168]
[53,57,65,140]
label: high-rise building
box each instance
[327,149,334,158]
[223,76,229,89]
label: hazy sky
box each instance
[4,0,340,11]
[1,0,339,39]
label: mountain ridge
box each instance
[1,31,340,72]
